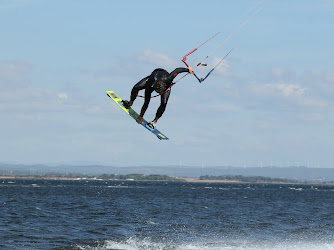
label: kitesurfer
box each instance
[122,67,194,129]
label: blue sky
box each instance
[0,0,333,168]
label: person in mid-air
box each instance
[122,66,194,129]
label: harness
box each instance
[137,83,175,99]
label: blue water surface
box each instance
[1,179,334,249]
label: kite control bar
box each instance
[181,32,220,83]
[182,48,203,83]
[182,45,234,83]
[182,49,197,67]
[182,47,234,83]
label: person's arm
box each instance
[168,67,193,82]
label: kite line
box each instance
[181,0,272,83]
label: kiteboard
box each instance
[106,91,169,140]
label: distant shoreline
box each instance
[0,176,333,186]
[183,178,332,186]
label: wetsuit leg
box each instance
[139,84,154,117]
[130,76,149,103]
[155,89,171,120]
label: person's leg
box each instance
[148,90,171,128]
[122,76,149,108]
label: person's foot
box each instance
[122,100,130,109]
[147,121,156,130]
[136,116,144,124]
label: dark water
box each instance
[1,179,334,249]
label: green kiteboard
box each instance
[106,91,169,140]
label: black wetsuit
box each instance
[130,68,190,119]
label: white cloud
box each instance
[138,49,179,68]
[211,57,231,76]
[254,83,307,97]
[297,113,324,122]
[0,61,31,90]
[192,67,334,121]
[58,93,68,100]
[302,71,334,97]
[246,81,331,113]
[0,61,103,115]
[270,67,296,80]
[86,105,102,115]
[271,67,284,77]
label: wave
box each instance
[76,236,334,250]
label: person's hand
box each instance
[188,66,194,74]
[136,116,144,124]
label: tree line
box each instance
[98,173,185,182]
[199,175,297,183]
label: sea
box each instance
[1,179,334,250]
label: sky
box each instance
[0,0,333,168]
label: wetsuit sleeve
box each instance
[167,68,189,82]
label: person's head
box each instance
[153,80,167,94]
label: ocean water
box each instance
[0,179,334,250]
